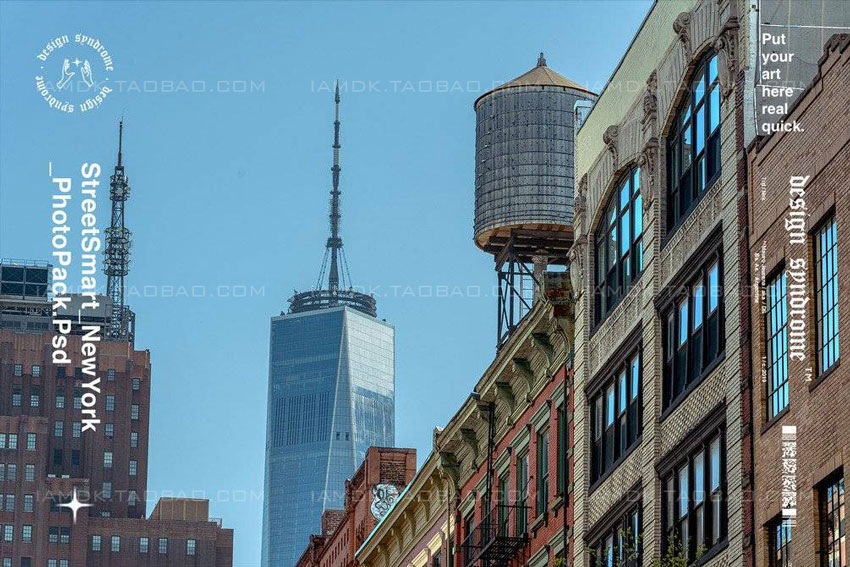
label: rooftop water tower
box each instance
[474,53,596,347]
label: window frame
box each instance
[814,215,839,377]
[666,51,722,236]
[588,339,642,489]
[818,472,845,567]
[661,415,726,562]
[536,428,550,515]
[594,166,644,327]
[661,241,724,415]
[765,268,790,419]
[589,504,642,567]
[768,516,793,567]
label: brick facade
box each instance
[747,34,850,567]
[296,447,417,567]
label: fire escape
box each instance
[460,402,530,567]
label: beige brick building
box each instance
[570,0,754,564]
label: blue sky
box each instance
[0,1,651,564]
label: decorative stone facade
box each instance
[571,0,753,565]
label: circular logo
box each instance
[370,483,400,521]
[35,33,115,114]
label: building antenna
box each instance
[317,81,352,294]
[104,120,132,339]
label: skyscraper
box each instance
[261,85,395,567]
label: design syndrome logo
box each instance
[35,33,115,114]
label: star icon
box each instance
[58,487,93,524]
[72,57,82,67]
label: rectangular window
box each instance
[131,404,139,420]
[55,390,65,409]
[8,435,16,450]
[29,386,39,407]
[139,537,149,554]
[23,494,33,513]
[103,452,113,468]
[2,525,10,542]
[102,482,112,499]
[132,378,140,391]
[536,429,549,515]
[662,254,723,411]
[22,525,32,543]
[106,395,115,412]
[130,432,138,448]
[590,349,642,484]
[60,527,70,544]
[105,424,114,439]
[129,460,137,476]
[49,527,59,543]
[31,365,40,377]
[187,539,196,556]
[769,517,793,567]
[767,271,789,418]
[54,421,64,437]
[25,433,35,451]
[111,536,120,552]
[73,389,82,409]
[158,538,168,554]
[13,365,22,377]
[72,422,81,438]
[662,428,726,561]
[815,217,839,375]
[819,474,845,567]
[24,464,33,482]
[107,369,115,381]
[517,451,529,534]
[557,407,566,494]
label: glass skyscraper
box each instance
[261,304,395,567]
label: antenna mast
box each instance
[327,81,343,293]
[104,120,132,339]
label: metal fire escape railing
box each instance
[461,503,530,567]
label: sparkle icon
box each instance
[72,57,82,67]
[58,487,93,524]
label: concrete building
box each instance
[570,0,753,565]
[295,447,417,567]
[355,450,455,567]
[747,34,849,567]
[0,259,233,567]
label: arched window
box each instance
[594,166,643,326]
[667,52,721,232]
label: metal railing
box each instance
[461,503,529,567]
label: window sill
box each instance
[660,353,725,422]
[662,172,722,249]
[551,494,564,515]
[692,537,728,567]
[530,511,548,534]
[808,359,841,393]
[588,435,642,495]
[760,405,789,435]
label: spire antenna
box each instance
[104,120,132,340]
[327,80,344,293]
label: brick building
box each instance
[433,271,575,567]
[0,260,233,566]
[747,35,849,567]
[355,450,454,567]
[570,0,754,564]
[296,447,417,567]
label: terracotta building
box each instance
[296,447,417,567]
[570,0,754,564]
[355,450,454,567]
[748,34,849,567]
[0,260,233,567]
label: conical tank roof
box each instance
[474,52,595,108]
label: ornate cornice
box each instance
[673,11,693,59]
[714,17,740,98]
